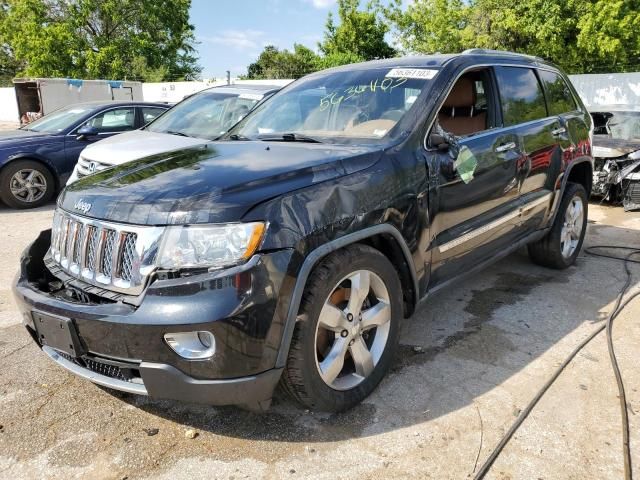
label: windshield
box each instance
[146,90,262,140]
[593,111,640,141]
[25,105,94,133]
[227,67,436,144]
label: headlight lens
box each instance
[156,222,265,269]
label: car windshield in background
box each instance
[24,105,94,133]
[146,91,262,140]
[592,111,640,141]
[228,67,437,144]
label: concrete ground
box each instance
[0,202,639,480]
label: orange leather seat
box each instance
[438,77,487,136]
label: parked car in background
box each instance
[590,105,640,211]
[14,51,593,412]
[0,101,168,209]
[66,84,281,184]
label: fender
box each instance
[547,155,593,226]
[275,223,418,368]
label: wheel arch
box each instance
[275,224,418,368]
[548,157,593,225]
[1,155,60,192]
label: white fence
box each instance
[141,79,293,103]
[0,87,19,122]
[569,73,640,107]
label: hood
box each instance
[0,129,53,146]
[80,130,207,165]
[60,141,382,225]
[593,135,640,159]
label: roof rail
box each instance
[462,49,544,62]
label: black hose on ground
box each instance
[473,246,640,480]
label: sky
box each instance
[190,0,341,80]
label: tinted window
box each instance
[495,67,548,126]
[86,108,136,133]
[141,107,165,125]
[25,105,94,133]
[538,70,577,115]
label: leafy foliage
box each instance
[245,0,393,79]
[0,0,200,81]
[384,0,640,74]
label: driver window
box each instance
[437,70,494,137]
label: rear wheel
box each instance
[281,244,402,412]
[528,182,588,269]
[0,160,55,209]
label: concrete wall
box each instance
[0,87,19,122]
[569,73,640,107]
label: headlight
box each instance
[156,222,265,270]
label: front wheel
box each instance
[280,244,402,412]
[528,182,588,269]
[0,160,55,209]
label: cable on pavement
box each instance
[473,245,640,480]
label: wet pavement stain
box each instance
[393,270,570,371]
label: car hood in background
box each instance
[0,129,54,146]
[60,141,382,225]
[80,130,208,164]
[593,136,640,159]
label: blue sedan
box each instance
[0,101,169,208]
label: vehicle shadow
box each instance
[110,215,640,443]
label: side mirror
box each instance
[429,133,450,151]
[76,125,98,140]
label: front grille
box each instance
[623,180,640,211]
[56,350,141,383]
[49,209,164,295]
[76,156,113,178]
[101,229,117,275]
[84,357,126,381]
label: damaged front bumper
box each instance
[592,148,640,211]
[12,229,294,410]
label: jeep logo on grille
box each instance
[74,199,92,214]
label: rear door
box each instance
[493,66,567,231]
[428,69,525,287]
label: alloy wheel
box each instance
[560,195,584,259]
[9,169,47,203]
[314,270,391,391]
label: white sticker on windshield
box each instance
[386,68,438,80]
[238,93,263,101]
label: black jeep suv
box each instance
[13,50,593,412]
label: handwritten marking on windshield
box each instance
[319,77,408,111]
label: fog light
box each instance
[164,331,216,359]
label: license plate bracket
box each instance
[32,311,85,358]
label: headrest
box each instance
[443,77,476,108]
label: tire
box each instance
[0,160,55,209]
[280,244,403,412]
[528,182,588,269]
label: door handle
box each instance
[551,127,567,136]
[495,142,516,153]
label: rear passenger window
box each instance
[538,70,577,115]
[495,67,548,126]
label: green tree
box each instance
[385,0,640,74]
[0,0,200,81]
[244,44,318,79]
[320,0,395,60]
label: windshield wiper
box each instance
[260,133,323,143]
[166,130,190,137]
[229,133,252,141]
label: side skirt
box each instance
[418,228,549,304]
